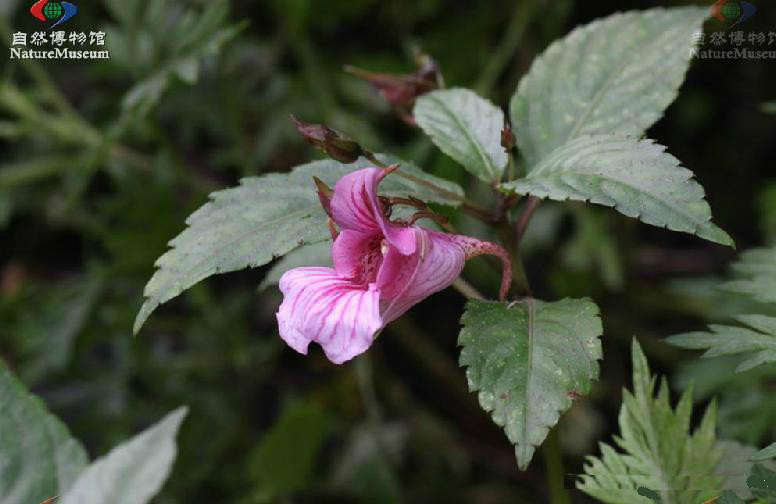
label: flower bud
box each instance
[501,121,516,152]
[290,115,363,164]
[344,51,443,126]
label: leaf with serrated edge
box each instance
[667,314,776,373]
[501,135,732,246]
[415,88,508,184]
[511,7,708,168]
[134,155,463,333]
[577,340,722,504]
[458,298,602,469]
[721,247,776,303]
[752,443,776,462]
[60,407,188,504]
[0,358,88,504]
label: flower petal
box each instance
[330,167,416,255]
[277,267,383,364]
[378,229,466,322]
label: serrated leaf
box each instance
[510,6,707,168]
[667,314,776,373]
[753,443,776,462]
[577,340,722,504]
[747,464,776,501]
[134,155,463,333]
[721,247,776,304]
[0,358,88,504]
[414,88,508,184]
[500,135,732,246]
[458,298,602,470]
[60,407,188,504]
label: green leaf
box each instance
[716,440,776,500]
[134,155,463,333]
[667,314,776,373]
[748,464,776,501]
[458,298,602,470]
[246,401,332,499]
[258,241,332,291]
[500,135,732,246]
[637,487,661,503]
[414,88,508,184]
[117,1,243,115]
[510,6,707,168]
[0,358,88,504]
[577,340,722,504]
[716,490,746,504]
[60,407,188,504]
[721,247,776,304]
[753,443,776,462]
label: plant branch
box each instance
[515,196,541,244]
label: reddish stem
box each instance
[458,237,513,301]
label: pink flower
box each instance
[276,166,511,364]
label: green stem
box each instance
[542,428,571,504]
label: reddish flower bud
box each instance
[501,121,516,152]
[344,52,443,126]
[290,115,363,164]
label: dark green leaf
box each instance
[458,298,602,469]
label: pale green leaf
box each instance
[577,340,722,504]
[721,247,776,304]
[60,407,188,504]
[667,314,776,373]
[500,135,732,246]
[752,443,776,462]
[0,358,88,504]
[134,155,463,333]
[458,298,602,470]
[510,7,707,167]
[414,88,508,184]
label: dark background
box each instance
[1,0,775,502]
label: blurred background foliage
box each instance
[1,0,775,502]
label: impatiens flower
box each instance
[276,166,511,364]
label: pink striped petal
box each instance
[330,168,416,255]
[331,229,382,281]
[378,229,466,323]
[276,267,383,364]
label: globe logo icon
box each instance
[30,0,78,27]
[710,0,757,28]
[43,1,63,20]
[721,1,742,20]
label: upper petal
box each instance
[330,167,416,255]
[378,228,466,323]
[277,267,383,364]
